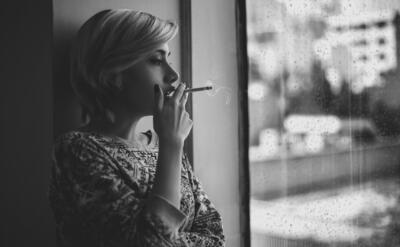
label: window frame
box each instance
[179,0,194,166]
[235,0,251,246]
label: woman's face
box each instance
[116,43,179,116]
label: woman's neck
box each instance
[81,114,141,143]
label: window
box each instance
[246,1,400,246]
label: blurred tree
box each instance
[311,62,334,113]
[285,62,334,115]
[371,101,400,137]
[331,81,370,118]
[285,61,373,120]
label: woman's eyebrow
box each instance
[155,49,171,57]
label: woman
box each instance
[48,9,225,247]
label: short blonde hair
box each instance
[70,9,178,123]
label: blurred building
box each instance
[329,12,398,72]
[248,0,400,146]
[317,11,400,93]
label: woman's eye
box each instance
[151,59,163,66]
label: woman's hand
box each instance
[152,82,191,209]
[153,82,193,147]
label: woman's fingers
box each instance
[153,84,164,112]
[179,110,189,122]
[182,111,193,134]
[154,81,194,143]
[180,91,189,107]
[172,83,185,104]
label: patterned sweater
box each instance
[48,130,225,247]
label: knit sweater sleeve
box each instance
[49,134,187,247]
[176,156,226,247]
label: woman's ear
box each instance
[104,108,116,123]
[114,73,124,89]
[105,73,124,97]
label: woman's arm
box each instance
[152,82,192,209]
[151,140,183,207]
[147,140,184,229]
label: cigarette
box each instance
[184,86,213,93]
[165,86,212,96]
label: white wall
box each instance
[191,1,242,246]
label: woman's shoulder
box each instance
[54,129,159,153]
[55,130,96,146]
[53,130,102,156]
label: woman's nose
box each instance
[165,64,179,84]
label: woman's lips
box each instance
[164,87,176,96]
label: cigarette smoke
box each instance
[204,79,232,105]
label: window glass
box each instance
[246,1,400,246]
